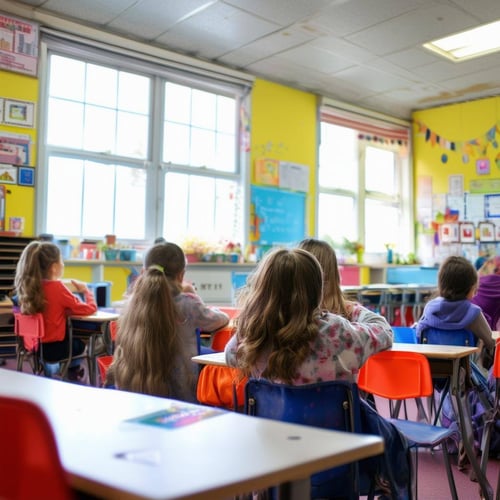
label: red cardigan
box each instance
[42,280,97,343]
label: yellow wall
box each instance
[0,68,37,235]
[413,96,500,193]
[250,79,318,235]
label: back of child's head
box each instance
[297,238,347,316]
[236,247,323,383]
[15,241,61,314]
[144,242,185,281]
[111,254,193,399]
[244,247,323,318]
[438,255,477,301]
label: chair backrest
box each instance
[109,320,118,342]
[358,350,434,400]
[197,365,247,410]
[0,396,73,499]
[494,338,500,379]
[245,378,362,499]
[14,312,45,352]
[392,326,418,343]
[420,327,476,346]
[217,306,240,319]
[211,326,235,352]
[97,355,114,385]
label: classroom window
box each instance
[39,43,245,245]
[318,120,411,255]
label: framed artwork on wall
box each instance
[3,99,35,128]
[18,166,35,186]
[495,224,500,241]
[479,221,495,242]
[440,223,459,243]
[459,222,475,243]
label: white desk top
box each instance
[0,369,383,500]
[391,342,479,359]
[192,342,479,368]
[192,351,227,366]
[70,310,120,322]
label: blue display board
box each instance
[250,186,305,246]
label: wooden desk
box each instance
[70,310,120,386]
[0,369,384,500]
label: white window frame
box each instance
[36,35,250,246]
[318,113,413,258]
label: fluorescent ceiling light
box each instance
[423,19,500,62]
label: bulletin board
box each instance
[250,186,305,246]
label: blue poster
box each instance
[250,186,305,246]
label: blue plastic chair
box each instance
[392,326,417,344]
[245,379,365,500]
[420,327,476,347]
[420,327,477,424]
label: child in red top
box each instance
[14,241,97,368]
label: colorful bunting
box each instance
[414,119,500,164]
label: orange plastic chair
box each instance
[0,395,73,499]
[211,325,235,352]
[358,350,458,500]
[97,355,114,386]
[196,364,247,411]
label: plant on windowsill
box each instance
[342,238,364,264]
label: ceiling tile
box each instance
[155,2,281,58]
[108,0,215,39]
[218,26,314,67]
[40,0,137,26]
[346,3,480,56]
[222,0,333,27]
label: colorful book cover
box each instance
[126,403,224,429]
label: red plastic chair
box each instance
[0,396,73,499]
[14,312,85,379]
[480,338,500,482]
[97,355,114,386]
[358,350,458,500]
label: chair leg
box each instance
[441,442,458,500]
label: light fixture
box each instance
[423,19,500,62]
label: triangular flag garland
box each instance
[414,119,500,165]
[357,134,408,147]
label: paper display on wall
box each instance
[279,162,309,192]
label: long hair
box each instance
[108,242,194,399]
[298,238,349,317]
[438,255,478,301]
[235,248,323,383]
[14,241,61,314]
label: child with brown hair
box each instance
[225,247,411,498]
[417,255,495,355]
[107,242,228,400]
[14,240,97,377]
